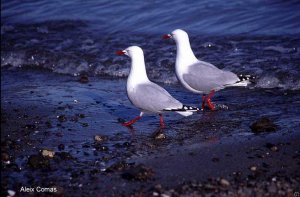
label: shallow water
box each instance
[2,0,300,35]
[2,0,300,91]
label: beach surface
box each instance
[1,69,300,196]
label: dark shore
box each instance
[1,69,300,197]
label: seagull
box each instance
[163,29,255,110]
[116,46,199,128]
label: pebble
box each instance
[220,178,230,187]
[58,144,65,151]
[41,149,55,158]
[250,117,277,133]
[94,135,107,143]
[121,164,154,181]
[250,166,257,171]
[7,190,16,197]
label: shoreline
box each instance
[1,69,300,196]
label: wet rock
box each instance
[24,124,37,129]
[41,149,55,158]
[106,161,129,172]
[94,135,108,143]
[7,190,16,197]
[122,164,154,181]
[57,115,67,122]
[52,186,64,196]
[220,178,230,187]
[250,165,257,172]
[1,152,10,162]
[79,75,89,83]
[152,130,166,140]
[81,122,89,127]
[78,113,85,118]
[250,117,277,133]
[55,152,73,160]
[58,144,65,151]
[94,144,109,151]
[27,155,50,169]
[265,143,279,152]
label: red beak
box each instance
[162,34,172,39]
[116,50,125,55]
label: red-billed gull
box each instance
[163,29,255,110]
[116,46,199,128]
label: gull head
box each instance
[163,29,189,43]
[116,46,143,59]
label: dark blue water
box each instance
[1,0,300,90]
[2,0,300,35]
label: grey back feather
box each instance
[127,82,182,113]
[183,61,239,93]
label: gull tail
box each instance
[163,105,199,117]
[228,74,257,87]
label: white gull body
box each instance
[170,29,250,95]
[118,46,198,127]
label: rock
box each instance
[79,75,89,83]
[250,117,277,133]
[81,122,89,127]
[41,149,55,158]
[220,178,230,187]
[121,164,154,181]
[7,190,16,197]
[58,144,65,151]
[57,115,67,122]
[152,130,166,140]
[55,152,73,160]
[94,144,109,151]
[94,135,107,143]
[106,161,129,172]
[27,155,50,169]
[52,186,64,196]
[250,165,257,172]
[1,152,10,162]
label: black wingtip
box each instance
[163,105,200,112]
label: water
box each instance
[1,0,300,90]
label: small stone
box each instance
[121,164,154,181]
[57,115,66,122]
[220,178,230,187]
[271,146,278,152]
[56,152,73,160]
[1,152,10,162]
[250,117,277,133]
[81,122,89,127]
[153,131,166,140]
[41,149,55,158]
[250,166,257,171]
[7,190,16,197]
[27,155,50,169]
[58,144,65,151]
[106,161,129,172]
[79,75,89,83]
[94,135,107,143]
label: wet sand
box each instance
[1,69,300,196]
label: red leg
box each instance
[122,116,141,127]
[206,90,215,110]
[202,95,206,110]
[159,114,165,128]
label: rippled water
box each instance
[1,0,300,90]
[2,0,300,35]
